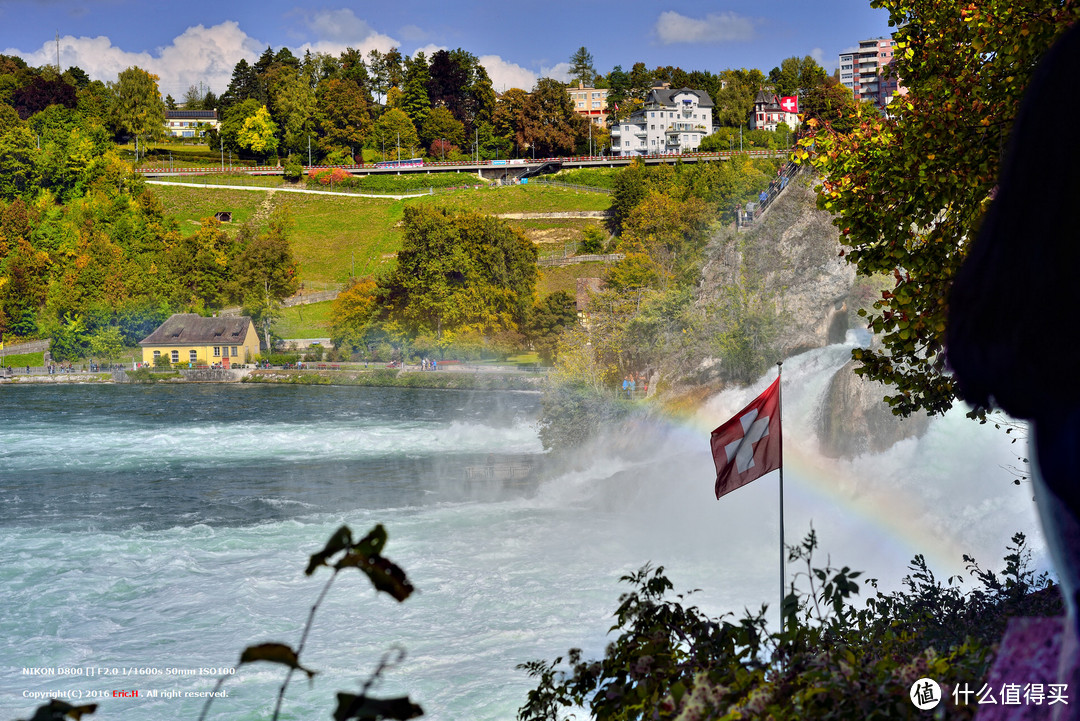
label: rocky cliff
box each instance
[692,170,929,457]
[817,359,931,457]
[698,171,856,357]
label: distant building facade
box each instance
[140,314,260,367]
[165,109,219,138]
[610,87,715,156]
[838,38,904,110]
[748,90,800,132]
[567,82,609,127]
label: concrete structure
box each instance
[165,109,219,138]
[139,314,260,368]
[567,82,609,127]
[749,90,800,132]
[838,38,903,110]
[610,87,715,156]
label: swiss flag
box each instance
[710,377,782,499]
[780,96,798,113]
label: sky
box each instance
[0,0,895,98]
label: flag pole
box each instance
[777,360,785,636]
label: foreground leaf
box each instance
[239,642,317,679]
[333,693,423,721]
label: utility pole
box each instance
[55,30,60,72]
[308,133,311,167]
[220,132,224,171]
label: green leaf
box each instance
[333,693,424,721]
[239,642,317,679]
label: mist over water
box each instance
[0,351,1044,720]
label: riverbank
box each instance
[0,367,546,391]
[243,367,544,391]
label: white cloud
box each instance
[539,61,571,83]
[296,9,398,57]
[478,54,536,91]
[5,21,262,97]
[411,43,446,59]
[654,10,756,45]
[810,47,830,70]
[302,8,376,44]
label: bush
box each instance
[283,156,303,182]
[518,531,1059,721]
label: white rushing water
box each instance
[0,342,1045,720]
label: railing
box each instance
[737,160,801,229]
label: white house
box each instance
[164,109,220,138]
[610,87,715,156]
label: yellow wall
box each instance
[141,322,261,367]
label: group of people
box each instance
[621,374,648,398]
[420,358,438,371]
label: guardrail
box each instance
[134,149,795,175]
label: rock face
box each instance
[818,359,930,458]
[698,172,856,357]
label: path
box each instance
[145,180,428,200]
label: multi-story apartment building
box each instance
[567,82,609,127]
[838,37,903,110]
[610,87,715,156]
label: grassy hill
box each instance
[152,182,613,289]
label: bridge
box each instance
[136,149,792,181]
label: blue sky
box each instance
[0,0,894,97]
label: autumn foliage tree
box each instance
[798,0,1080,417]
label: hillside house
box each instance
[610,87,715,156]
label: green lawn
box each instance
[2,351,44,367]
[538,262,612,297]
[277,301,334,339]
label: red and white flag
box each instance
[711,377,782,499]
[780,96,798,114]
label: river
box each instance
[0,340,1045,720]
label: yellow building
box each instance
[139,314,260,368]
[567,81,609,127]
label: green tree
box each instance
[569,47,596,87]
[379,206,537,345]
[769,55,827,98]
[267,68,315,156]
[369,108,419,160]
[232,207,301,305]
[220,98,262,156]
[238,105,279,158]
[420,106,465,151]
[0,125,38,199]
[401,52,431,131]
[529,290,578,364]
[108,66,166,158]
[798,0,1080,417]
[88,324,124,365]
[330,276,380,356]
[315,77,372,157]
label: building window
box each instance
[231,346,238,357]
[171,350,179,363]
[189,350,197,363]
[213,346,221,357]
[153,350,161,361]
